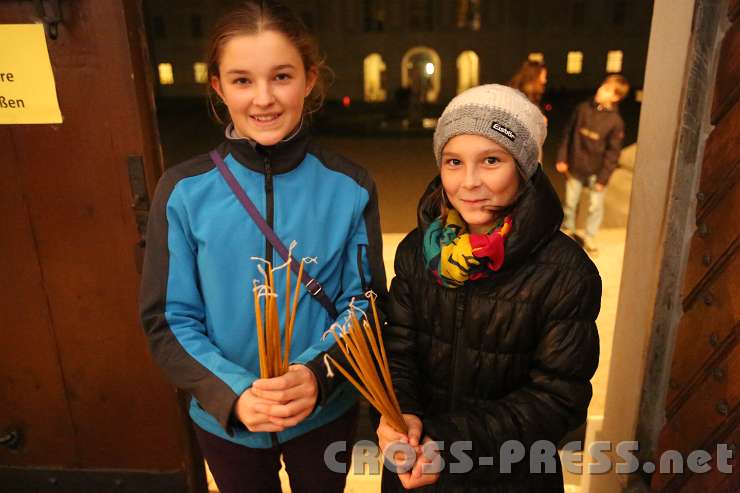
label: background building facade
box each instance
[145,0,654,103]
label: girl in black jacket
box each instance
[377,84,601,492]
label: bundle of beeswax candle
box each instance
[252,257,304,378]
[325,293,407,434]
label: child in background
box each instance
[556,74,630,253]
[139,2,386,492]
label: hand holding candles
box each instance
[325,292,408,434]
[240,254,318,432]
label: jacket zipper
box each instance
[264,154,274,265]
[449,284,471,411]
[263,153,279,448]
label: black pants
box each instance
[194,407,358,493]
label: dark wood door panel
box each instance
[663,418,738,493]
[653,343,738,491]
[654,5,739,493]
[697,98,740,214]
[6,58,185,473]
[682,181,739,305]
[0,129,77,466]
[0,0,193,477]
[711,20,739,123]
[668,251,739,408]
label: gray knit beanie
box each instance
[433,84,546,180]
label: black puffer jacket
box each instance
[383,168,601,492]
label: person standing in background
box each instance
[508,60,548,107]
[556,75,630,254]
[509,59,548,163]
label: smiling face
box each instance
[211,30,317,146]
[440,134,521,234]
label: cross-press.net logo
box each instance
[324,440,735,476]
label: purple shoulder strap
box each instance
[210,150,338,319]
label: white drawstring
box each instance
[323,353,335,378]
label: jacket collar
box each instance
[220,120,310,174]
[418,166,564,273]
[591,98,618,113]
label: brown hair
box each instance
[602,74,630,101]
[508,60,547,105]
[206,0,331,123]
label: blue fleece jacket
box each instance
[139,126,386,447]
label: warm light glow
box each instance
[342,96,351,107]
[567,51,583,74]
[456,50,479,94]
[158,63,174,85]
[606,50,623,73]
[528,52,544,63]
[635,89,643,102]
[401,47,442,103]
[193,62,208,84]
[363,53,387,102]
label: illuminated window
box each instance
[456,0,481,31]
[158,63,174,85]
[457,50,479,94]
[528,52,544,63]
[606,50,623,73]
[193,62,208,84]
[401,46,442,103]
[422,118,437,129]
[363,53,387,102]
[566,51,583,74]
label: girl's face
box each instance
[211,31,317,146]
[440,134,521,234]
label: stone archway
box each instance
[401,46,441,103]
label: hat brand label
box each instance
[491,122,516,141]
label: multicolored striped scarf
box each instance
[423,209,513,288]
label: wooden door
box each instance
[651,2,740,491]
[0,1,205,491]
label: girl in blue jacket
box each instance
[139,2,385,492]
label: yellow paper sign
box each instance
[0,24,63,124]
